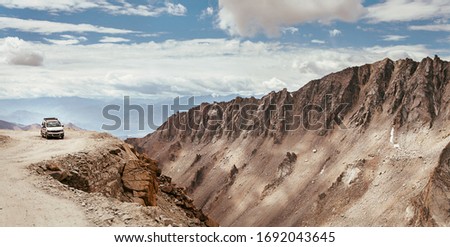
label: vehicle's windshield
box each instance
[47,121,61,127]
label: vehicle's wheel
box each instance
[60,135,64,139]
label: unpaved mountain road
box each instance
[0,130,96,226]
[0,129,210,227]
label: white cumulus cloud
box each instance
[0,0,189,17]
[0,0,99,12]
[262,78,287,91]
[200,6,214,19]
[329,29,342,37]
[0,17,135,34]
[282,27,299,35]
[165,2,187,16]
[382,35,408,41]
[99,36,131,43]
[45,38,81,45]
[366,0,450,23]
[311,39,326,44]
[0,37,440,100]
[0,37,44,66]
[45,35,88,45]
[409,24,450,32]
[217,0,366,37]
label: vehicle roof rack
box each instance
[43,117,59,121]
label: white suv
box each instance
[41,118,64,139]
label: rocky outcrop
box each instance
[159,175,219,227]
[128,57,450,226]
[261,152,297,199]
[35,142,159,207]
[33,134,217,226]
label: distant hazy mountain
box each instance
[0,119,23,130]
[0,94,241,138]
[20,123,41,131]
[0,119,79,132]
[0,119,40,131]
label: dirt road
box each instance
[0,130,95,226]
[0,129,210,227]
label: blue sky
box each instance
[0,0,449,100]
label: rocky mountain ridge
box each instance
[133,56,448,145]
[128,56,450,226]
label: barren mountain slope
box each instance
[128,56,450,226]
